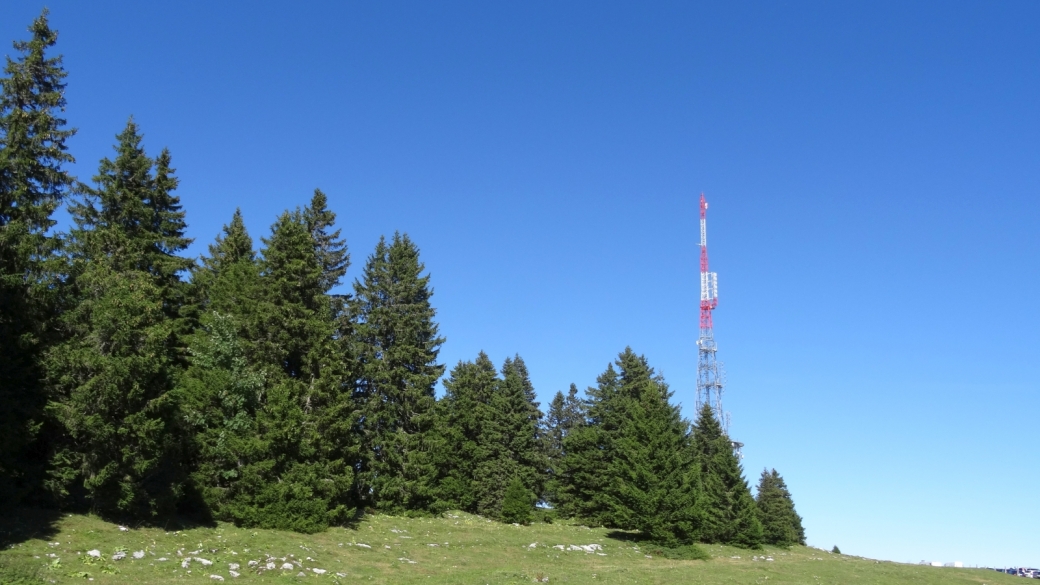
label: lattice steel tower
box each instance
[695,193,730,435]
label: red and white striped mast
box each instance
[696,193,729,434]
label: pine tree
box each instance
[181,211,263,518]
[350,232,445,514]
[471,355,547,518]
[214,210,353,532]
[302,189,349,294]
[755,468,806,546]
[500,476,534,525]
[432,352,499,512]
[45,120,190,518]
[543,384,583,508]
[692,403,763,547]
[599,349,703,545]
[556,366,619,523]
[0,8,75,505]
[193,209,258,312]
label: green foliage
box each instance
[543,383,583,508]
[474,356,547,518]
[45,120,190,519]
[832,545,841,554]
[693,404,763,548]
[499,477,534,525]
[350,233,445,514]
[180,312,264,517]
[211,209,354,532]
[558,349,703,546]
[0,8,75,505]
[433,352,499,513]
[302,188,349,293]
[603,349,703,546]
[755,468,806,546]
[434,353,547,519]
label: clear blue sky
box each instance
[5,0,1037,568]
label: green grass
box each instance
[0,509,1019,584]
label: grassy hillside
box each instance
[0,509,1016,585]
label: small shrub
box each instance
[832,546,841,554]
[500,477,534,525]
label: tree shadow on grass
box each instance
[0,506,63,550]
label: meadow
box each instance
[0,509,1017,585]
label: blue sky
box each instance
[5,0,1038,568]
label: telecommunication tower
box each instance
[695,193,731,436]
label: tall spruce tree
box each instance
[180,211,264,518]
[215,210,353,532]
[755,468,806,546]
[556,365,619,523]
[692,403,763,547]
[302,189,349,294]
[472,355,547,518]
[0,9,75,504]
[350,232,444,514]
[432,352,500,513]
[45,120,190,518]
[598,349,703,545]
[543,383,583,507]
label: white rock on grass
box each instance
[196,557,213,566]
[265,561,276,570]
[158,558,168,562]
[228,570,240,578]
[281,563,294,570]
[247,560,258,567]
[182,559,191,568]
[397,558,417,564]
[528,543,538,548]
[355,543,371,549]
[133,551,145,559]
[209,575,224,581]
[336,573,347,578]
[553,545,565,550]
[87,550,101,558]
[312,568,326,574]
[118,525,129,532]
[112,551,126,561]
[228,563,240,571]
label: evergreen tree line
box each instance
[0,11,805,547]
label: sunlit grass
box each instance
[0,509,1017,584]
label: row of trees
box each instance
[0,11,805,547]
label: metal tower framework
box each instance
[695,193,729,434]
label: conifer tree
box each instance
[432,352,499,512]
[755,468,806,546]
[543,384,583,506]
[302,189,349,294]
[192,209,260,319]
[692,403,763,547]
[0,9,75,504]
[556,366,619,523]
[181,211,263,517]
[45,120,190,518]
[472,356,547,517]
[215,210,353,532]
[500,476,534,525]
[350,232,444,513]
[599,349,703,545]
